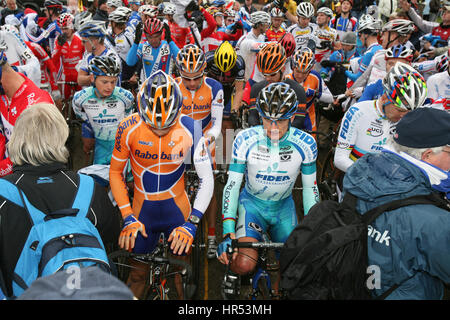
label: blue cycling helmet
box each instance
[385,44,414,62]
[256,82,298,121]
[212,0,226,6]
[78,21,107,38]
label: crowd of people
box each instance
[0,0,448,300]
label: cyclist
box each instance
[314,7,339,69]
[106,0,123,15]
[427,52,450,106]
[76,21,121,87]
[175,44,224,259]
[350,19,415,91]
[25,0,63,54]
[0,25,41,87]
[52,12,84,102]
[108,7,136,83]
[235,10,271,81]
[286,2,319,52]
[246,42,307,129]
[329,0,358,40]
[109,70,214,299]
[72,55,134,165]
[285,47,337,135]
[216,82,320,298]
[345,14,383,83]
[201,6,244,53]
[334,62,427,173]
[0,46,54,177]
[205,41,245,143]
[126,18,179,82]
[162,2,195,49]
[358,44,414,102]
[265,7,286,42]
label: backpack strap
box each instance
[73,173,95,218]
[361,193,449,225]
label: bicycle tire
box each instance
[318,148,339,201]
[187,216,205,299]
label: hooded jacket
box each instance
[343,151,450,300]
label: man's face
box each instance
[107,5,116,14]
[293,67,309,83]
[316,13,329,26]
[442,9,450,25]
[342,44,355,52]
[298,16,310,28]
[380,31,399,49]
[215,14,224,27]
[6,0,16,10]
[245,0,252,6]
[262,117,290,141]
[386,58,409,72]
[340,1,352,13]
[166,14,174,22]
[62,27,74,38]
[384,103,409,123]
[225,16,234,26]
[180,70,204,91]
[147,31,162,48]
[271,17,283,29]
[93,75,117,97]
[81,37,96,52]
[263,68,284,83]
[423,145,450,172]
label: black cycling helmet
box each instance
[88,55,121,78]
[256,82,298,121]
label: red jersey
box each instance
[265,26,286,42]
[432,25,450,41]
[201,29,243,53]
[0,74,54,176]
[52,33,85,83]
[167,20,195,49]
[25,41,58,92]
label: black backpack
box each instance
[279,192,450,300]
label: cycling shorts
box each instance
[235,188,298,243]
[133,193,191,254]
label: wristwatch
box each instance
[188,214,201,225]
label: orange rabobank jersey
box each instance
[176,76,224,136]
[110,113,208,219]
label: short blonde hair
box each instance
[7,103,69,166]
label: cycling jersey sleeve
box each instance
[333,105,362,172]
[126,42,141,67]
[109,115,136,217]
[301,161,319,216]
[204,78,224,140]
[191,136,214,217]
[200,8,217,39]
[72,90,89,122]
[221,168,244,236]
[358,80,381,102]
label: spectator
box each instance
[92,0,109,23]
[0,102,121,298]
[343,107,450,299]
[0,0,23,25]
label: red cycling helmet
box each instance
[144,17,163,36]
[279,32,296,58]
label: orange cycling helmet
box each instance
[176,44,206,74]
[256,42,286,75]
[292,47,315,73]
[137,70,183,129]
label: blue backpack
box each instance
[0,173,111,298]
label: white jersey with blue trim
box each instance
[222,125,320,235]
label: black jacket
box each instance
[0,163,121,297]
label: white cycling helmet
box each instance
[357,14,382,33]
[163,2,176,15]
[317,6,333,18]
[139,4,159,18]
[250,11,271,26]
[106,0,123,8]
[384,44,414,61]
[108,7,132,23]
[74,11,92,31]
[270,7,284,18]
[296,2,315,18]
[382,19,415,36]
[382,62,427,111]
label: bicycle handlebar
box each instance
[108,250,192,277]
[231,239,284,249]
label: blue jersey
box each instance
[358,79,383,102]
[126,40,179,80]
[345,42,382,82]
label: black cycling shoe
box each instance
[221,271,241,300]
